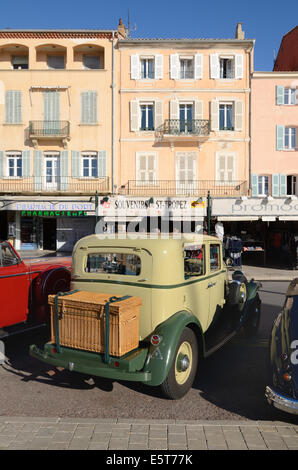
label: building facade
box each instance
[0,27,122,251]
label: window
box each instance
[220,58,233,78]
[6,153,22,178]
[136,152,157,183]
[184,244,205,278]
[210,244,220,271]
[179,104,193,133]
[140,104,154,131]
[83,55,100,70]
[141,58,154,79]
[82,153,98,178]
[47,55,65,69]
[287,175,297,195]
[85,253,141,276]
[5,91,22,124]
[12,56,28,70]
[180,58,194,79]
[0,242,19,267]
[81,91,98,124]
[258,175,269,196]
[216,153,237,183]
[219,104,233,130]
[284,88,296,105]
[285,127,296,150]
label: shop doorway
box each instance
[0,211,8,240]
[43,218,57,251]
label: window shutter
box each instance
[33,150,42,190]
[44,91,60,120]
[210,54,219,79]
[234,101,243,131]
[0,151,4,178]
[170,99,179,120]
[276,125,285,150]
[194,100,203,120]
[47,55,64,69]
[81,91,97,124]
[98,150,107,177]
[71,151,80,178]
[272,174,280,197]
[234,54,243,79]
[251,174,258,197]
[279,173,287,196]
[194,54,203,79]
[60,151,68,190]
[22,150,30,178]
[5,91,22,124]
[155,54,163,79]
[276,86,284,105]
[130,99,139,132]
[170,54,180,79]
[154,99,163,129]
[130,54,140,79]
[210,100,219,131]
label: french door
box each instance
[44,154,60,190]
[175,152,197,195]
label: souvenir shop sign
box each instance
[21,210,88,218]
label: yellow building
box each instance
[0,25,124,251]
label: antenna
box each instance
[127,9,137,37]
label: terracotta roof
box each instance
[0,30,117,39]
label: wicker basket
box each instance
[48,291,142,357]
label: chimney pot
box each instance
[235,22,245,40]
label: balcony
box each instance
[155,119,210,143]
[0,176,110,195]
[29,121,70,148]
[119,180,248,197]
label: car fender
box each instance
[142,310,204,387]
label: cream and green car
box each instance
[30,234,261,399]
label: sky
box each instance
[0,0,297,71]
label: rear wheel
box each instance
[160,328,198,400]
[243,294,261,338]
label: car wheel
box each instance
[227,273,248,310]
[35,267,71,305]
[160,328,198,400]
[243,293,261,338]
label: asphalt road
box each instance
[0,281,295,423]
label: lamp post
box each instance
[207,190,211,235]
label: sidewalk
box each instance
[0,417,298,450]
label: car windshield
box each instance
[85,253,141,276]
[0,243,19,267]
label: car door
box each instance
[0,243,30,328]
[207,242,226,327]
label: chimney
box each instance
[118,18,126,38]
[235,22,245,40]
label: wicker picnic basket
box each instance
[48,291,142,357]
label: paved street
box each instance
[1,280,298,450]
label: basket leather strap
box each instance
[104,295,131,364]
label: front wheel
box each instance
[160,327,198,400]
[243,294,261,338]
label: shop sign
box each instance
[212,198,298,218]
[21,210,88,217]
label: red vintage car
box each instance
[0,240,71,338]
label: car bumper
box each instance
[265,386,298,415]
[30,343,152,383]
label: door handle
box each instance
[138,278,148,282]
[208,282,217,288]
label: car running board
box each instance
[205,331,237,358]
[0,322,46,339]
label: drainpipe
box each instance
[248,44,253,195]
[111,31,115,194]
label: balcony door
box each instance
[179,104,193,133]
[44,154,60,190]
[175,152,197,195]
[43,91,60,135]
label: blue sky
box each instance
[1,0,297,71]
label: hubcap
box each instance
[175,341,193,385]
[239,283,247,303]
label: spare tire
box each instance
[227,273,248,309]
[35,267,71,305]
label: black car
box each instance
[265,278,298,415]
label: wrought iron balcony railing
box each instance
[29,121,70,138]
[119,180,248,197]
[0,176,109,194]
[155,119,210,140]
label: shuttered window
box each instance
[81,91,98,124]
[47,55,65,69]
[83,55,100,70]
[5,91,22,124]
[216,153,237,183]
[136,152,157,183]
[6,152,22,177]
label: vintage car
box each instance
[265,278,298,415]
[0,240,71,338]
[30,234,261,399]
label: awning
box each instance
[217,216,259,221]
[262,216,277,221]
[279,216,298,221]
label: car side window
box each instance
[184,245,205,279]
[0,243,19,267]
[210,244,221,272]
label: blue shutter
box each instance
[0,151,4,178]
[272,174,280,197]
[276,125,284,150]
[5,91,22,124]
[276,86,284,105]
[279,174,287,196]
[60,151,68,190]
[98,151,106,177]
[81,91,97,124]
[251,174,258,197]
[34,150,43,190]
[22,150,30,178]
[71,151,81,178]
